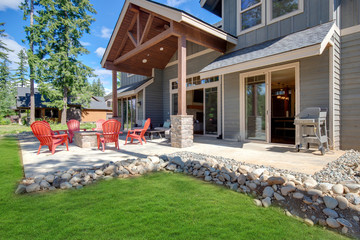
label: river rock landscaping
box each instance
[16,150,360,238]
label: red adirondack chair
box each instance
[67,119,87,143]
[96,119,122,152]
[92,119,105,131]
[41,120,68,135]
[125,118,151,145]
[31,121,69,155]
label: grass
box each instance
[0,122,95,135]
[0,136,347,240]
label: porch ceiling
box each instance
[101,0,236,76]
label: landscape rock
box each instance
[345,184,360,193]
[95,169,103,175]
[267,176,286,185]
[307,189,322,196]
[40,180,50,189]
[332,184,344,194]
[263,186,274,198]
[336,218,352,228]
[303,177,317,189]
[166,164,177,171]
[103,165,115,175]
[326,218,340,228]
[323,196,338,209]
[317,183,333,193]
[293,192,304,199]
[281,186,296,196]
[15,184,26,194]
[304,218,314,227]
[237,174,246,185]
[253,199,262,207]
[274,192,285,201]
[323,208,339,218]
[61,173,72,181]
[204,176,212,182]
[148,156,160,164]
[262,197,271,208]
[170,156,185,168]
[252,168,267,177]
[26,183,40,193]
[60,182,72,190]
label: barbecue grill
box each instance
[294,107,329,155]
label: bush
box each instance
[0,118,11,125]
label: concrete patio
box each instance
[19,133,344,178]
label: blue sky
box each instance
[0,0,220,93]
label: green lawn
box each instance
[0,122,95,135]
[0,137,347,240]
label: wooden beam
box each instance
[112,70,118,117]
[127,31,137,47]
[105,61,152,76]
[172,22,226,53]
[177,35,187,115]
[114,28,173,65]
[129,4,139,13]
[140,14,153,44]
[115,12,138,58]
[137,12,142,45]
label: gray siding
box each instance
[145,69,163,127]
[224,72,240,140]
[341,0,360,29]
[340,31,360,150]
[137,90,144,122]
[299,50,330,113]
[120,72,147,87]
[162,51,222,121]
[169,41,208,62]
[223,0,331,51]
[332,32,341,149]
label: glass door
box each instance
[245,74,266,141]
[205,87,218,135]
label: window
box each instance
[268,0,303,24]
[238,0,264,34]
[107,101,112,107]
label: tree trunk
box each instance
[29,0,35,124]
[61,86,68,125]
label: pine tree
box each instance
[91,78,105,97]
[14,49,29,87]
[22,0,96,124]
[0,59,15,118]
[0,23,11,62]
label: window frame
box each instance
[266,0,304,25]
[237,0,265,35]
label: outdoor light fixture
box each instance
[160,47,164,51]
[142,59,147,63]
[137,101,141,107]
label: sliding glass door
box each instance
[205,87,218,135]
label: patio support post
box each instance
[171,35,193,148]
[112,70,118,118]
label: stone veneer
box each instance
[170,115,193,148]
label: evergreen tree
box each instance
[91,78,105,97]
[14,49,29,87]
[0,59,15,118]
[117,72,121,88]
[0,23,11,62]
[22,0,96,124]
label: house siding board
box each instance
[332,31,341,149]
[341,0,360,28]
[300,50,330,112]
[231,0,331,51]
[224,72,240,140]
[340,31,360,150]
[120,72,147,87]
[138,90,144,122]
[145,69,163,127]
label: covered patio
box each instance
[19,133,343,178]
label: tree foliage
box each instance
[14,49,29,87]
[21,0,96,124]
[90,78,105,97]
[0,23,12,62]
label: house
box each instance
[101,0,360,150]
[15,87,112,123]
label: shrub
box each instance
[0,118,11,125]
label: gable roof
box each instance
[16,87,111,111]
[200,21,338,77]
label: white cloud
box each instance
[94,47,105,57]
[100,27,111,39]
[0,34,27,70]
[0,0,22,11]
[104,88,112,95]
[166,0,188,7]
[94,68,112,77]
[80,41,91,46]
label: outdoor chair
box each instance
[96,119,122,152]
[92,119,106,131]
[125,118,151,145]
[41,120,68,135]
[154,120,171,139]
[67,119,87,143]
[31,121,69,155]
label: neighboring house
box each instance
[15,87,112,123]
[101,0,360,150]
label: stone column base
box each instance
[171,115,193,148]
